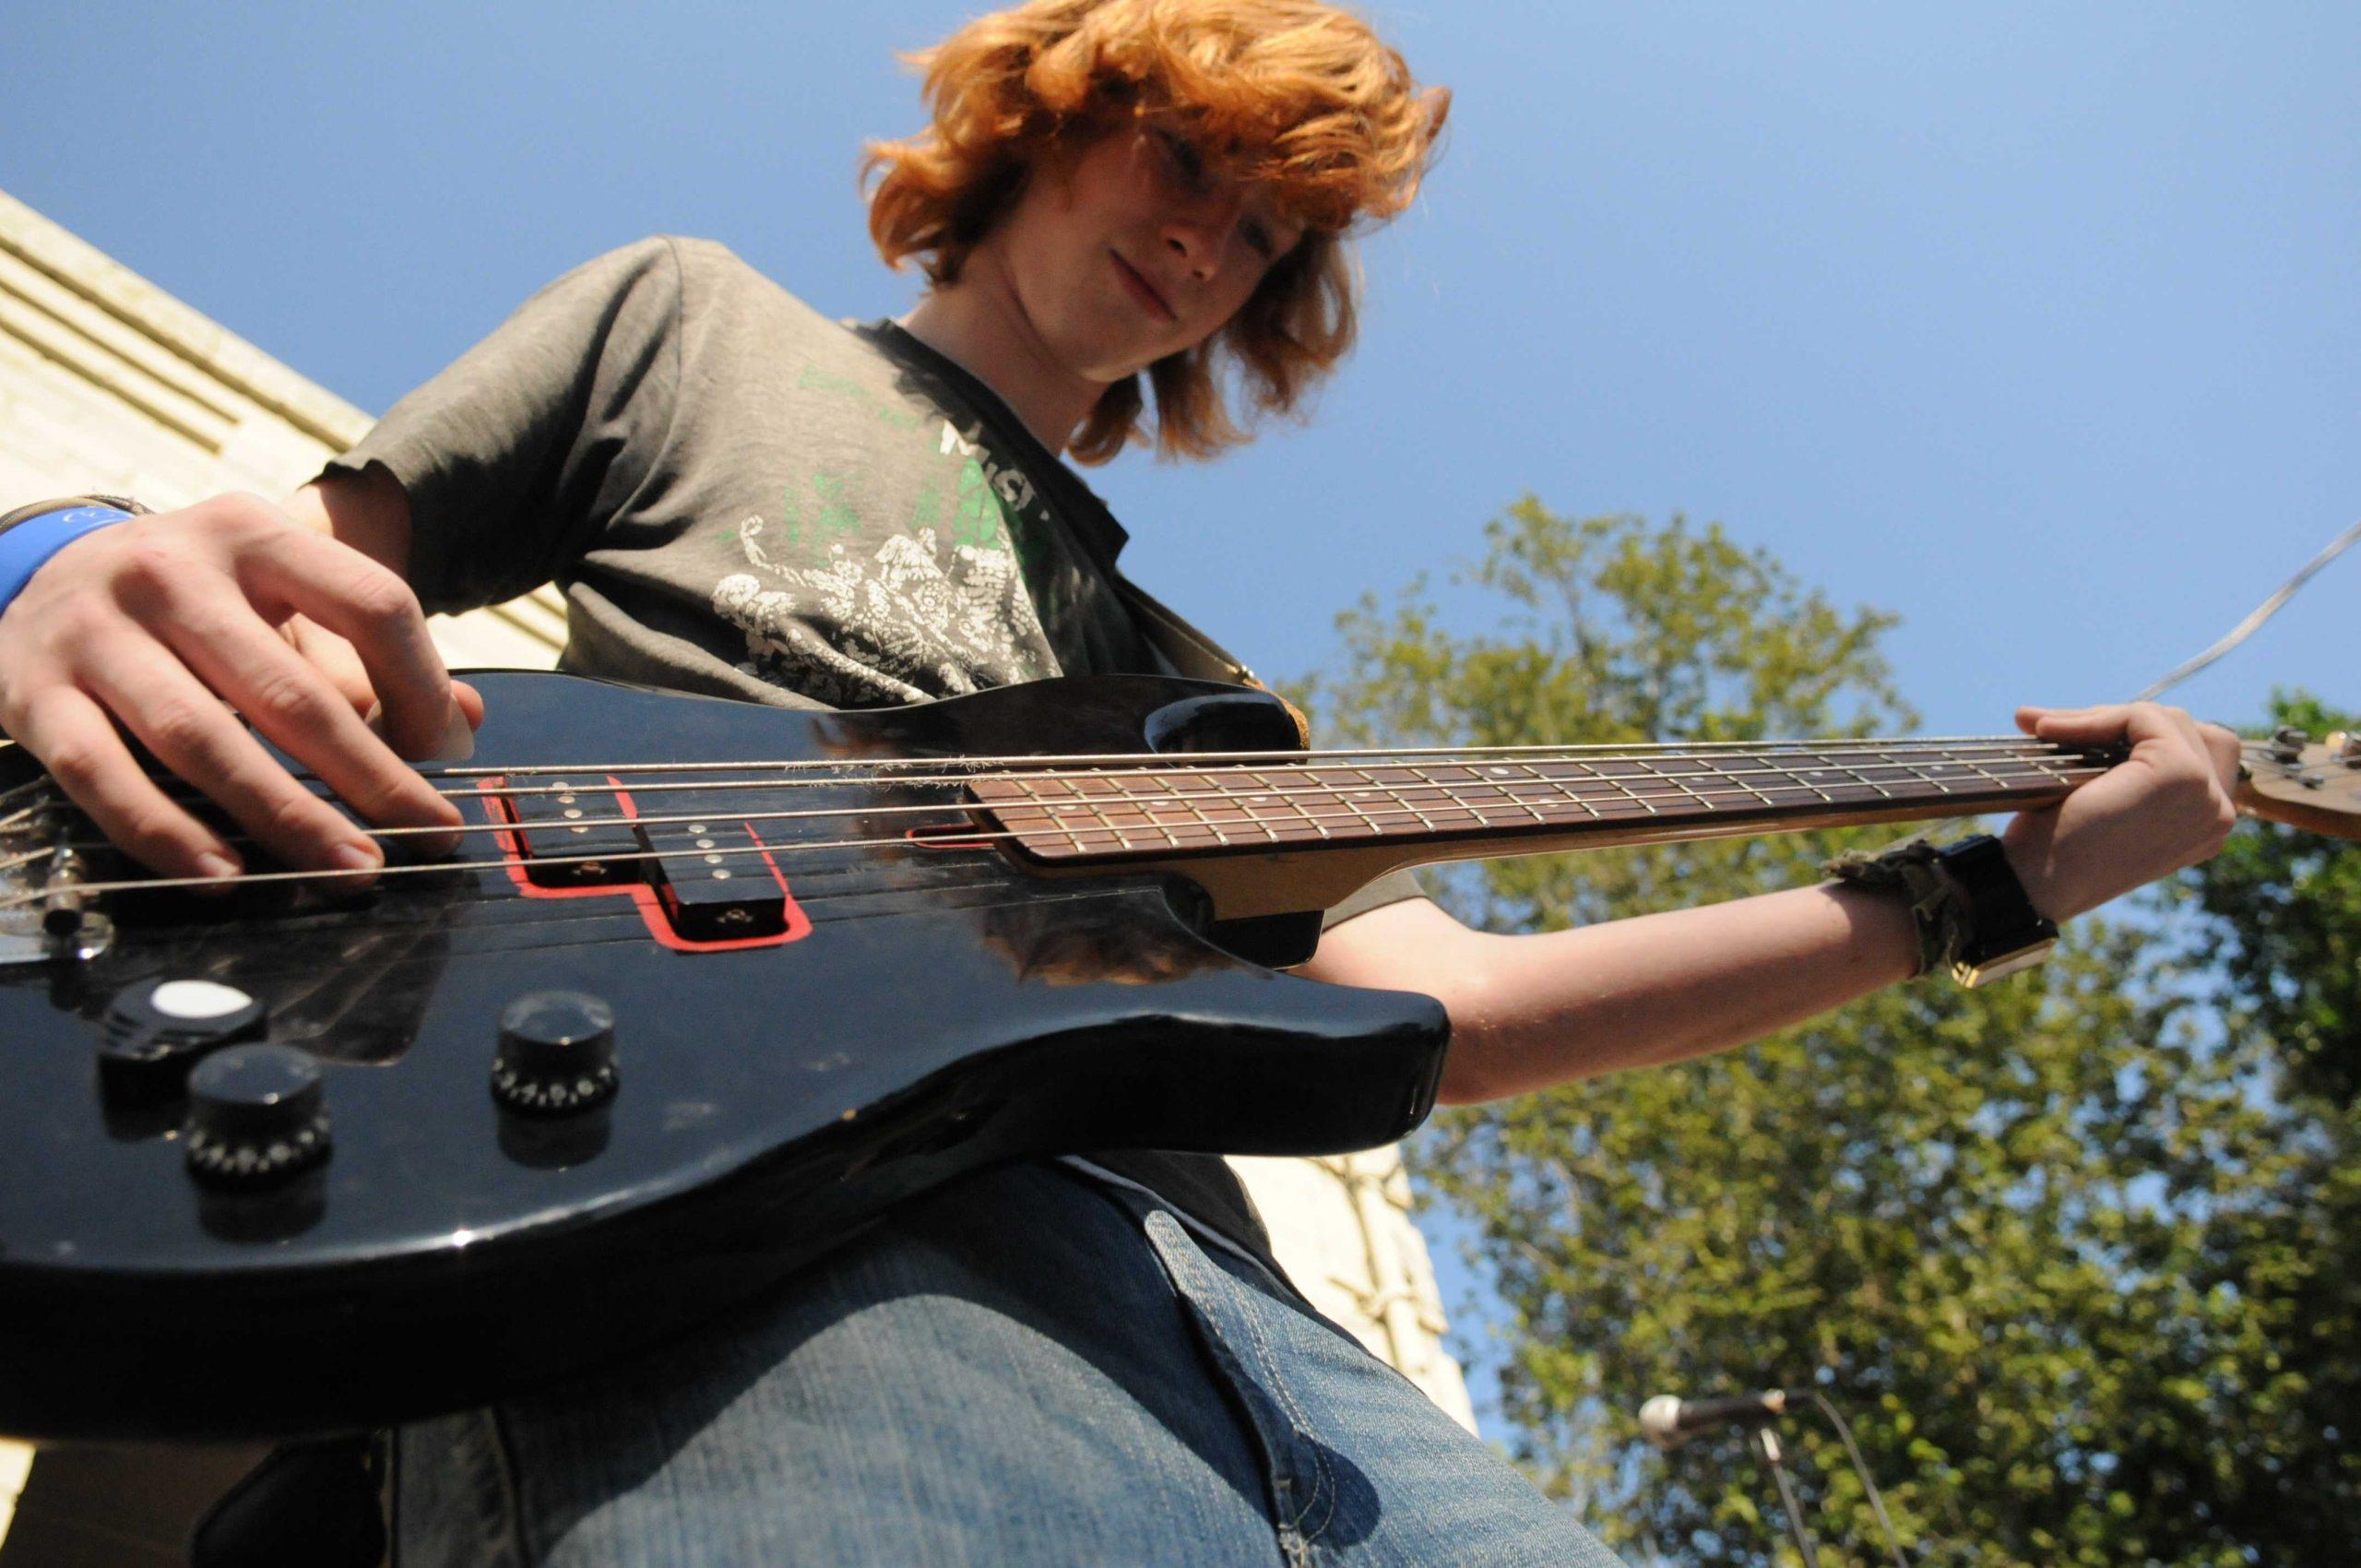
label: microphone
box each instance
[1637,1387,1815,1450]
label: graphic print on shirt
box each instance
[707,425,1060,706]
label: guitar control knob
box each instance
[492,992,619,1115]
[99,978,268,1103]
[183,1045,331,1186]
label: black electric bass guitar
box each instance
[1,671,2351,1441]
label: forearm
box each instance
[1304,883,1921,1104]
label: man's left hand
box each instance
[2000,701,2243,921]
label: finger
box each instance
[239,529,458,761]
[2198,720,2243,786]
[2017,702,2137,742]
[282,612,379,716]
[80,640,386,879]
[451,679,484,731]
[155,599,464,850]
[8,688,244,883]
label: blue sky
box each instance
[6,1,2356,1431]
[6,3,2354,742]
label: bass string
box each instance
[29,758,2111,863]
[104,733,2096,813]
[113,742,2101,825]
[2,762,2114,912]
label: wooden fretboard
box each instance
[969,739,2112,865]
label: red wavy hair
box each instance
[862,0,1448,465]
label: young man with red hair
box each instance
[0,1,2239,1561]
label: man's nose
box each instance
[1163,193,1243,279]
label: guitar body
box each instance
[0,671,1449,1441]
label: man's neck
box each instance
[896,263,1108,457]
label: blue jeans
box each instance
[396,1161,1624,1566]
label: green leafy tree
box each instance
[2165,693,2361,1537]
[1299,502,2355,1565]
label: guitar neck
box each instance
[971,737,2114,920]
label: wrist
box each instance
[1822,833,2059,988]
[0,499,148,622]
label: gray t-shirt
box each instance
[332,236,1155,707]
[324,235,1425,1267]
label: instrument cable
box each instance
[2135,517,2361,701]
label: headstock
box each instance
[2236,727,2361,841]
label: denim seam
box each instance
[1150,1205,1331,1547]
[1141,1210,1315,1563]
[487,1403,534,1566]
[1057,1157,1319,1307]
[1235,1281,1335,1546]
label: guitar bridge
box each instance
[0,785,114,968]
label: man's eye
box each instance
[1241,220,1274,258]
[1157,128,1206,185]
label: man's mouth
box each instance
[1110,251,1176,322]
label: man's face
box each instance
[979,119,1305,383]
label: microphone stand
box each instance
[1746,1423,1822,1568]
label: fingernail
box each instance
[412,826,464,860]
[433,702,475,763]
[335,841,385,874]
[195,851,242,880]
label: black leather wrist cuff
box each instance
[1933,834,2058,987]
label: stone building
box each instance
[0,186,1471,1557]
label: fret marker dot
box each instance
[712,870,732,880]
[695,837,715,849]
[563,808,583,819]
[704,853,724,864]
[688,824,707,834]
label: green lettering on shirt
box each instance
[951,459,1009,551]
[780,470,863,552]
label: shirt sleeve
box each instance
[1318,866,1431,931]
[315,236,685,616]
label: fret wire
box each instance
[1525,763,1605,820]
[1334,771,1394,837]
[1846,756,1898,801]
[1229,770,1284,844]
[1498,765,1556,826]
[1389,778,1442,835]
[1898,756,1954,799]
[1710,754,1781,812]
[1180,773,1233,848]
[1284,769,1334,839]
[1142,771,1217,852]
[1017,775,1088,855]
[1258,769,1317,841]
[1615,764,1660,814]
[1066,772,1129,852]
[1639,756,1720,817]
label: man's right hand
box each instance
[0,487,478,885]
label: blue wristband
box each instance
[0,505,135,619]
